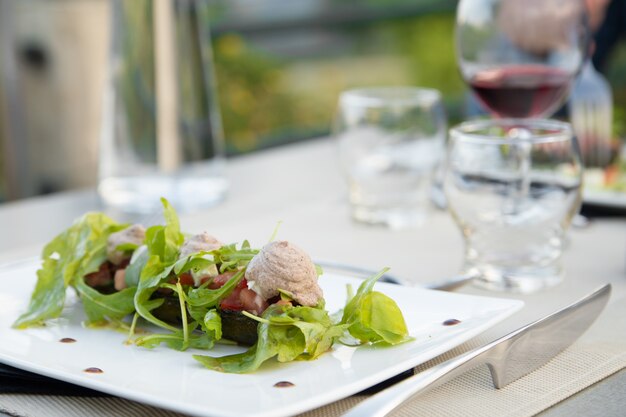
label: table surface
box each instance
[0,137,625,417]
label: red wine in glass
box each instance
[469,65,573,118]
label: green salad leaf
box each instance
[115,243,139,253]
[14,197,412,375]
[12,258,67,329]
[340,268,410,345]
[124,245,150,288]
[195,267,410,373]
[211,240,258,273]
[133,253,246,346]
[145,198,184,264]
[134,198,186,332]
[74,278,137,323]
[202,309,222,340]
[134,259,178,332]
[193,304,344,373]
[135,324,214,350]
[132,199,254,349]
[13,213,126,328]
[186,269,245,308]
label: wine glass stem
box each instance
[506,128,533,215]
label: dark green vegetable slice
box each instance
[219,309,259,345]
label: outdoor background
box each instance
[1,0,625,202]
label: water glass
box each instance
[98,0,228,214]
[335,87,447,229]
[444,119,583,293]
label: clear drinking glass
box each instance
[444,119,583,293]
[98,0,228,214]
[335,87,447,229]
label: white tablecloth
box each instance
[0,137,625,416]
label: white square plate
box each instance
[0,259,523,417]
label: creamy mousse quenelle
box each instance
[245,240,323,307]
[179,232,223,259]
[106,224,146,265]
[178,232,224,286]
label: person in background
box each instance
[588,0,620,72]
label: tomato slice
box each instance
[178,273,194,286]
[219,278,247,311]
[204,270,237,289]
[84,262,112,288]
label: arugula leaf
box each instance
[12,258,66,329]
[134,255,243,348]
[115,243,139,252]
[135,327,213,350]
[172,254,213,276]
[186,269,244,308]
[266,322,305,363]
[133,199,186,332]
[341,268,410,345]
[162,198,184,262]
[211,241,258,273]
[145,198,184,264]
[175,281,190,349]
[284,306,344,358]
[194,304,343,373]
[134,256,178,332]
[74,278,137,324]
[203,309,222,340]
[134,250,244,332]
[194,314,278,373]
[13,213,126,328]
[193,269,411,373]
[124,245,150,288]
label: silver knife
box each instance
[342,283,612,417]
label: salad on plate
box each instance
[13,199,410,373]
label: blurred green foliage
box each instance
[381,13,465,114]
[213,34,328,154]
[211,10,626,155]
[605,42,626,138]
[213,13,465,154]
[3,2,626,202]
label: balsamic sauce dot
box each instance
[84,367,103,374]
[59,338,76,343]
[273,381,295,388]
[443,319,461,326]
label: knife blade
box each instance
[314,259,476,291]
[341,284,612,417]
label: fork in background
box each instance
[569,60,614,169]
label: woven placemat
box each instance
[1,341,624,417]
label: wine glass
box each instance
[455,0,589,119]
